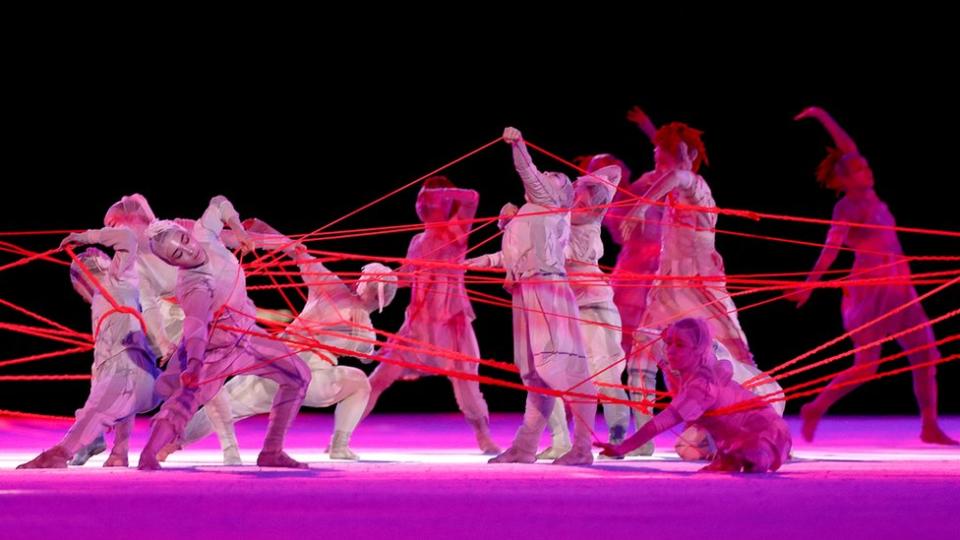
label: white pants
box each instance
[545,303,629,444]
[181,351,370,448]
[59,348,159,454]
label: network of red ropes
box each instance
[2,135,958,428]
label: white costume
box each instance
[539,165,631,458]
[17,228,159,469]
[180,223,396,462]
[468,128,598,465]
[137,197,310,470]
[70,195,184,466]
[624,163,753,457]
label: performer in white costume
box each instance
[467,127,598,466]
[173,219,397,463]
[18,228,160,469]
[137,196,310,470]
[70,194,183,466]
[534,162,631,460]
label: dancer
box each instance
[597,318,791,473]
[70,194,182,465]
[468,127,598,465]
[172,219,396,462]
[18,228,159,468]
[618,119,754,458]
[364,176,499,454]
[136,196,310,470]
[792,106,956,445]
[536,158,629,459]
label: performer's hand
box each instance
[180,357,201,387]
[498,202,519,230]
[463,256,484,268]
[502,127,522,144]
[626,105,650,127]
[235,231,256,256]
[794,106,824,122]
[594,441,625,458]
[180,371,199,388]
[789,286,813,308]
[59,233,83,250]
[283,242,306,260]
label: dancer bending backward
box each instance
[792,106,957,445]
[137,196,310,470]
[174,219,397,462]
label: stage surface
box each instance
[2,414,958,539]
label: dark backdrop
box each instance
[2,45,957,417]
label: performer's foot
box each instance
[139,419,175,471]
[328,430,359,460]
[552,446,594,466]
[920,424,960,446]
[17,446,70,469]
[257,450,308,469]
[700,453,741,473]
[488,447,536,464]
[467,417,501,455]
[475,433,501,455]
[156,442,181,462]
[626,441,654,457]
[599,427,626,460]
[799,403,823,443]
[137,452,162,471]
[69,435,106,466]
[328,446,359,460]
[535,444,572,461]
[103,451,128,468]
[223,447,243,466]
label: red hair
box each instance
[423,175,456,189]
[654,122,709,172]
[816,147,871,193]
[816,147,846,191]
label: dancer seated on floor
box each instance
[597,318,791,473]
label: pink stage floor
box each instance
[2,413,958,539]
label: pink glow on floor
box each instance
[1,414,958,539]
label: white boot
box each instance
[675,425,716,461]
[628,363,657,457]
[489,446,537,464]
[222,444,243,466]
[536,399,571,460]
[328,430,359,461]
[467,417,501,455]
[598,424,627,460]
[627,413,656,457]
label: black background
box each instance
[2,35,957,418]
